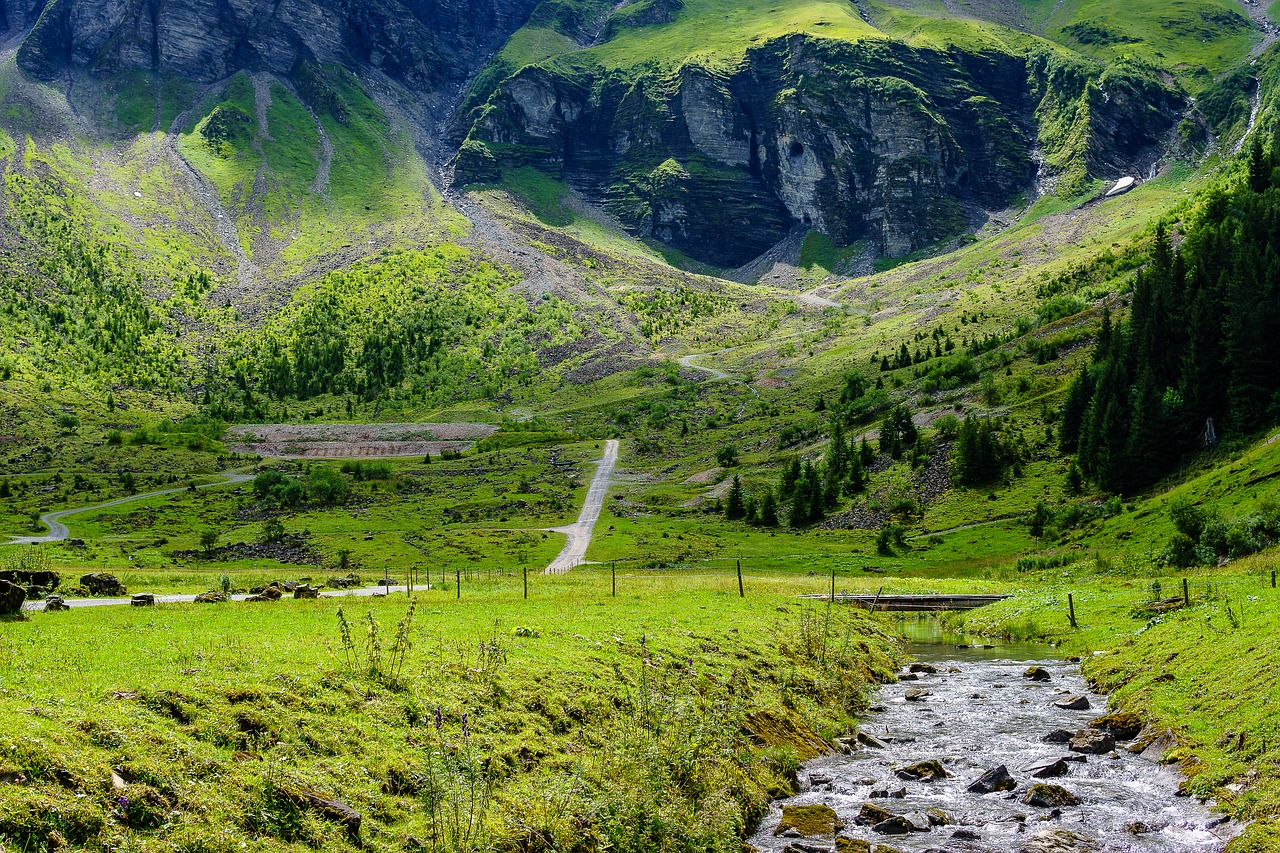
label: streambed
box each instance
[749,621,1237,852]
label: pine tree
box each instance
[759,487,779,527]
[725,475,746,520]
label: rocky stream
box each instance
[749,621,1239,853]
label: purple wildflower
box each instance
[434,706,443,731]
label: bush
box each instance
[306,467,349,504]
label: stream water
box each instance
[748,618,1238,853]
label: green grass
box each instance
[0,577,901,853]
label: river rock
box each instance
[952,828,981,840]
[856,803,895,825]
[1023,756,1071,778]
[900,811,934,832]
[1042,729,1074,744]
[869,787,906,799]
[130,593,155,607]
[1018,828,1099,852]
[1021,784,1080,808]
[1068,729,1115,754]
[293,584,320,599]
[967,765,1016,794]
[835,838,872,853]
[1023,666,1052,682]
[1089,710,1142,741]
[775,804,843,836]
[909,663,938,674]
[1053,695,1091,711]
[900,672,919,681]
[44,594,70,611]
[871,816,914,835]
[194,591,228,603]
[904,688,930,701]
[895,760,948,781]
[1128,727,1178,761]
[856,731,887,749]
[81,573,126,595]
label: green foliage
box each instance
[878,405,918,460]
[1160,498,1280,567]
[952,416,1012,486]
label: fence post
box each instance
[830,567,836,603]
[737,560,744,598]
[1067,593,1077,628]
[456,569,461,600]
[523,566,528,600]
[1182,577,1190,607]
[1272,570,1276,589]
[611,561,616,597]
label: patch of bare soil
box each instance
[227,422,498,458]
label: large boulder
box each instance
[0,580,26,615]
[1068,729,1115,755]
[856,803,895,826]
[81,573,126,595]
[1023,666,1052,682]
[293,584,320,599]
[967,765,1016,794]
[0,569,60,591]
[1090,710,1143,741]
[895,760,948,781]
[1023,756,1071,778]
[1022,783,1080,808]
[775,803,844,837]
[1054,695,1091,711]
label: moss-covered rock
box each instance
[775,803,844,836]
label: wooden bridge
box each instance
[799,592,1012,611]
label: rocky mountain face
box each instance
[14,0,541,97]
[457,36,1185,265]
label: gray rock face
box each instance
[459,36,1182,265]
[15,0,542,97]
[0,579,26,615]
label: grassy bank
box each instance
[0,576,900,853]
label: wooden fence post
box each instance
[456,569,461,600]
[1067,593,1077,628]
[1182,577,1190,607]
[737,560,744,598]
[830,567,836,603]
[523,566,528,600]
[611,561,616,597]
[1272,569,1276,589]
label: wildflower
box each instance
[434,706,443,731]
[461,713,470,738]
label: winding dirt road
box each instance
[544,439,619,574]
[5,473,254,546]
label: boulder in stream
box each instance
[871,816,914,835]
[1022,783,1080,807]
[904,688,930,701]
[1053,695,1091,711]
[774,804,843,837]
[894,759,948,781]
[1023,756,1071,778]
[835,838,872,853]
[1090,710,1142,741]
[967,765,1016,793]
[1068,729,1115,754]
[1019,828,1099,852]
[1042,729,1074,744]
[1023,666,1052,682]
[856,731,886,749]
[856,803,895,826]
[908,663,938,674]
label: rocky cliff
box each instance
[14,0,542,97]
[458,35,1184,265]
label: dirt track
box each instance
[227,422,498,458]
[544,440,619,574]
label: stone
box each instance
[1089,710,1142,741]
[130,593,155,607]
[1022,756,1071,779]
[293,584,320,599]
[1128,728,1178,761]
[855,803,895,826]
[1042,729,1074,744]
[81,573,126,596]
[966,765,1016,794]
[775,803,843,837]
[194,591,228,603]
[835,838,872,853]
[856,731,886,749]
[284,788,361,842]
[871,816,913,835]
[1068,729,1115,755]
[895,760,948,782]
[0,569,60,591]
[952,828,981,840]
[1023,666,1052,682]
[1021,784,1080,808]
[869,787,906,799]
[900,811,933,832]
[0,580,27,615]
[1018,828,1098,852]
[908,663,938,674]
[1053,695,1091,711]
[904,688,930,701]
[43,594,70,611]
